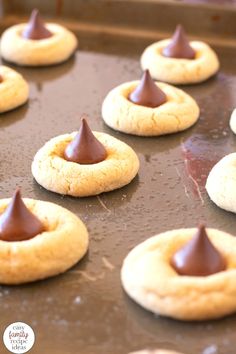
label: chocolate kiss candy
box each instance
[162,24,195,59]
[129,70,167,108]
[0,189,45,242]
[64,117,107,164]
[171,225,226,276]
[22,9,53,40]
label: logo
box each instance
[3,322,35,353]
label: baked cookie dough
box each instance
[129,350,184,354]
[32,131,139,197]
[121,228,236,321]
[102,81,199,136]
[0,197,88,284]
[206,153,236,213]
[0,66,29,113]
[0,12,78,66]
[229,109,236,134]
[141,40,219,85]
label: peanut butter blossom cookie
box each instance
[0,9,77,66]
[0,66,29,113]
[0,189,88,284]
[121,225,236,321]
[206,152,236,213]
[32,117,139,197]
[102,70,199,136]
[141,25,219,84]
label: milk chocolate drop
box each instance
[0,75,3,83]
[129,70,167,108]
[171,225,226,276]
[162,24,195,60]
[0,189,45,242]
[22,9,53,40]
[64,117,107,164]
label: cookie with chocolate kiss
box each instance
[171,225,226,276]
[64,117,107,164]
[0,189,45,242]
[129,70,167,108]
[22,9,53,40]
[162,24,195,60]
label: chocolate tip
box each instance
[171,223,226,276]
[80,116,90,130]
[64,115,107,164]
[129,68,166,108]
[143,69,151,79]
[22,8,52,40]
[176,24,183,31]
[31,8,39,19]
[163,23,195,60]
[198,223,206,230]
[81,114,88,122]
[0,187,45,242]
[32,8,39,14]
[174,24,186,39]
[14,188,21,197]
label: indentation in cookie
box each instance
[162,24,195,60]
[171,224,226,276]
[129,70,167,108]
[22,8,53,40]
[0,189,45,242]
[64,117,107,164]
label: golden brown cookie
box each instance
[32,131,139,197]
[206,153,236,213]
[1,11,77,66]
[102,81,199,136]
[141,40,219,85]
[0,196,88,284]
[121,228,236,321]
[0,66,29,113]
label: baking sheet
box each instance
[0,3,236,354]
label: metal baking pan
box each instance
[0,1,236,353]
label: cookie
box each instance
[32,119,139,197]
[102,72,199,136]
[229,109,236,134]
[141,25,219,85]
[206,153,236,213]
[0,9,77,66]
[0,190,89,284]
[121,227,236,321]
[0,66,29,113]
